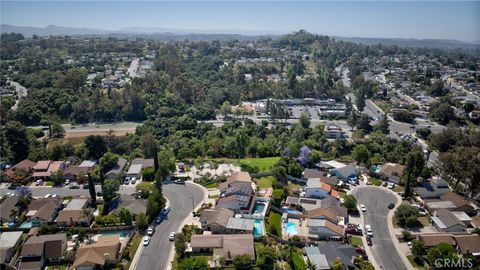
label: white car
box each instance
[147,226,155,236]
[35,180,43,186]
[360,204,367,212]
[65,179,70,185]
[408,241,413,249]
[143,236,151,246]
[44,194,52,198]
[169,232,176,241]
[365,225,373,236]
[388,183,395,189]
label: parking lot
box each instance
[288,105,320,119]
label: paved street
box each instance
[352,187,406,270]
[9,81,28,110]
[0,184,140,198]
[135,182,206,270]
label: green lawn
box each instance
[266,211,282,237]
[292,248,307,270]
[129,233,142,259]
[407,255,426,270]
[349,236,363,247]
[203,182,219,189]
[45,181,54,186]
[256,176,275,189]
[237,157,280,172]
[45,266,67,270]
[369,177,383,186]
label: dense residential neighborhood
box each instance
[1,4,480,269]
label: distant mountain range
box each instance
[2,24,479,50]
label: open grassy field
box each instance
[256,176,275,189]
[237,157,280,172]
[292,248,307,270]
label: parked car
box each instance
[155,216,163,224]
[161,207,171,216]
[147,226,155,236]
[408,241,412,249]
[130,177,137,185]
[169,232,176,241]
[388,183,395,189]
[65,179,70,185]
[346,227,363,236]
[82,184,89,189]
[44,194,52,198]
[143,236,151,246]
[70,183,80,189]
[366,236,373,246]
[382,181,388,187]
[388,203,395,209]
[35,180,43,186]
[174,179,185,185]
[365,225,373,237]
[360,204,367,212]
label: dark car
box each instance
[174,179,185,185]
[82,184,89,189]
[382,181,388,187]
[366,236,373,246]
[388,203,395,209]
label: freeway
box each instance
[135,182,206,270]
[352,186,406,270]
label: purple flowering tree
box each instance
[282,147,292,158]
[297,145,312,167]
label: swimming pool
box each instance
[253,203,266,215]
[101,230,130,238]
[285,221,298,235]
[20,221,33,229]
[253,219,264,237]
[282,208,302,215]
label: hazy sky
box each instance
[1,1,479,42]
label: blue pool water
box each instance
[253,203,266,214]
[285,222,298,235]
[253,219,263,237]
[101,231,130,238]
[20,221,33,229]
[283,208,301,215]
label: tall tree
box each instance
[87,174,96,205]
[84,135,107,160]
[2,121,29,163]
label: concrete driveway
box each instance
[352,186,407,270]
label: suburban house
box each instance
[379,163,405,184]
[305,179,339,199]
[307,206,348,226]
[0,231,23,266]
[455,235,480,256]
[200,208,235,234]
[0,195,19,225]
[131,158,154,169]
[285,196,340,212]
[217,172,255,214]
[418,233,456,248]
[110,194,147,216]
[225,218,255,234]
[3,159,36,181]
[32,160,65,180]
[439,192,475,215]
[414,178,451,199]
[431,209,467,232]
[63,165,90,181]
[317,160,357,181]
[105,157,127,179]
[55,209,92,227]
[304,246,330,270]
[65,198,90,210]
[306,219,345,240]
[73,236,121,270]
[305,243,356,269]
[78,160,97,171]
[189,234,255,266]
[302,169,326,180]
[18,234,67,270]
[25,198,62,227]
[126,164,143,179]
[218,171,252,190]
